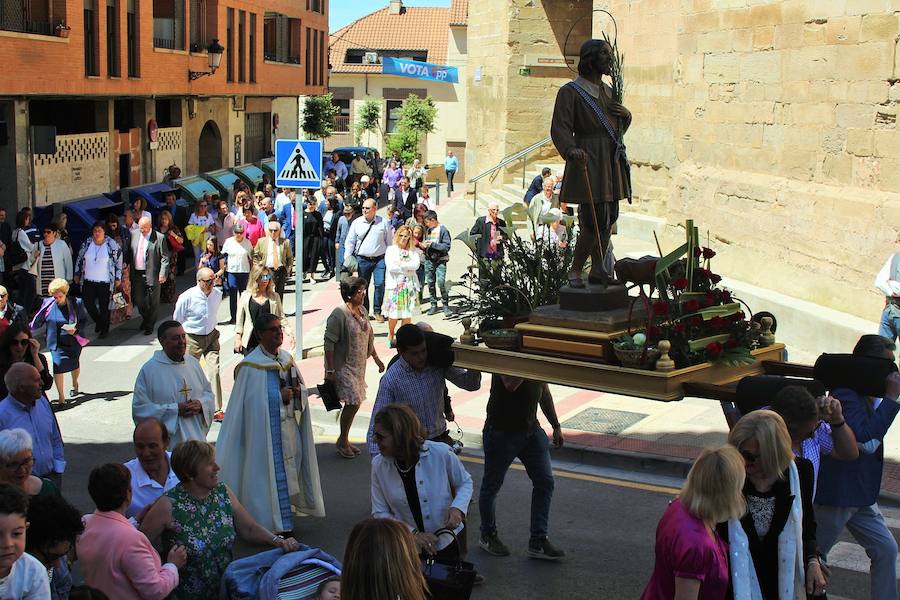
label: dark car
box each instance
[324,146,382,181]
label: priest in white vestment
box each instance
[217,313,325,533]
[132,321,215,446]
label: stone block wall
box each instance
[33,133,109,205]
[602,0,900,320]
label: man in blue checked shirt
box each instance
[0,363,65,488]
[367,324,480,455]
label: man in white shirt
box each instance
[274,188,291,213]
[875,233,900,342]
[123,418,179,522]
[343,198,393,322]
[173,268,224,419]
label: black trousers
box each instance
[131,271,160,330]
[446,170,456,192]
[82,280,111,334]
[272,266,287,298]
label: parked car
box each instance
[324,146,382,181]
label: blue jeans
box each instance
[357,255,386,315]
[425,260,449,307]
[479,426,555,543]
[879,304,900,341]
[226,272,249,322]
[815,503,898,600]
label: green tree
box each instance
[384,95,437,164]
[302,93,340,140]
[353,98,382,145]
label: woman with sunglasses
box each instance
[234,265,283,357]
[720,410,827,599]
[383,225,420,348]
[0,322,52,399]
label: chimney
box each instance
[389,0,403,15]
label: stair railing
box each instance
[467,136,554,215]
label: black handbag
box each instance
[316,379,342,411]
[421,528,477,600]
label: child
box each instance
[0,484,50,598]
[316,576,340,600]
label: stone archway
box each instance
[198,120,222,172]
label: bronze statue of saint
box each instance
[551,39,632,288]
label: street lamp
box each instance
[188,39,226,81]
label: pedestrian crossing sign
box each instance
[274,139,322,188]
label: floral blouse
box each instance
[164,483,236,599]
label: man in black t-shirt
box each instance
[478,375,566,561]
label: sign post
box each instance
[275,138,323,361]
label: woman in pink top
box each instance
[641,445,746,600]
[240,207,265,247]
[77,464,188,600]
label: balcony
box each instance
[153,17,184,49]
[332,115,350,133]
[0,0,53,36]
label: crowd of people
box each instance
[0,150,897,600]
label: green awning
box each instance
[259,158,275,180]
[201,169,242,201]
[231,164,264,188]
[173,176,218,205]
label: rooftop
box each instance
[329,2,456,74]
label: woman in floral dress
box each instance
[140,440,300,599]
[324,276,385,459]
[157,210,183,304]
[382,225,421,348]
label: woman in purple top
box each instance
[641,445,746,600]
[382,160,403,193]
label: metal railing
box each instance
[331,115,350,133]
[467,135,554,215]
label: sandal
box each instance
[337,446,356,459]
[349,444,362,455]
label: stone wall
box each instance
[33,132,109,205]
[467,0,591,190]
[597,0,900,320]
[154,126,185,178]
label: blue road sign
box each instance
[275,139,323,188]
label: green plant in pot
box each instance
[452,199,575,333]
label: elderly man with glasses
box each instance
[173,268,224,421]
[0,363,65,488]
[342,199,393,322]
[252,220,293,298]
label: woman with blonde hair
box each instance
[641,445,745,600]
[341,518,427,600]
[234,264,283,357]
[31,278,89,406]
[382,225,420,348]
[722,410,826,599]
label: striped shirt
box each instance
[39,246,54,295]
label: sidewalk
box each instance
[220,187,900,501]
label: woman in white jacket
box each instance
[381,225,420,348]
[371,405,472,561]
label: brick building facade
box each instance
[0,0,329,209]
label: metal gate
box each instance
[244,112,270,164]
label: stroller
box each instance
[220,545,341,600]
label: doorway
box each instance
[119,154,130,189]
[198,120,222,172]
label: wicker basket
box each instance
[481,329,520,351]
[613,344,660,369]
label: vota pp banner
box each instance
[382,57,459,84]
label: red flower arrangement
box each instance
[623,221,758,369]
